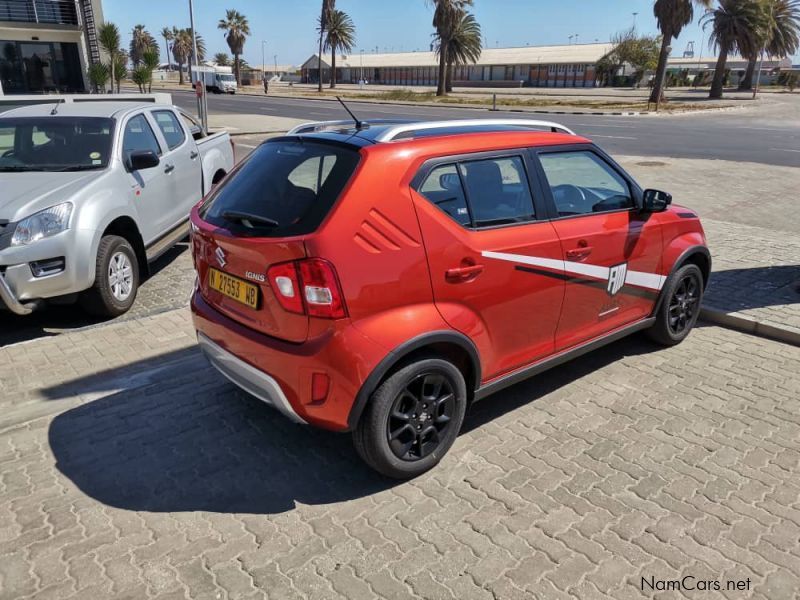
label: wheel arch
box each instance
[347,331,481,431]
[102,216,148,277]
[652,244,711,316]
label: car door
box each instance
[149,108,202,229]
[411,152,565,380]
[120,112,169,244]
[533,146,663,351]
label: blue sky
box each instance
[102,0,796,67]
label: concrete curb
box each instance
[700,306,800,347]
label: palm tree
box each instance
[437,11,481,92]
[429,0,474,96]
[161,27,174,71]
[702,0,764,98]
[218,9,250,86]
[142,49,159,92]
[112,51,128,93]
[87,62,109,93]
[171,28,206,84]
[214,52,230,66]
[650,0,713,103]
[742,0,800,89]
[130,24,158,66]
[317,0,336,91]
[98,22,121,94]
[322,9,356,88]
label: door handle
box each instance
[445,264,484,282]
[164,164,175,174]
[566,247,593,260]
[189,151,199,159]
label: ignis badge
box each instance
[607,263,628,296]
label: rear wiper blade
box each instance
[222,210,280,228]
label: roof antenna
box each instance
[336,96,366,130]
[50,98,65,115]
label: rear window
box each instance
[201,140,360,237]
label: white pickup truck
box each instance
[0,101,234,317]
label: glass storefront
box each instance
[0,40,84,94]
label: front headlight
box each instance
[11,202,73,246]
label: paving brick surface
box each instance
[1,308,799,599]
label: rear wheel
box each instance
[647,263,704,346]
[353,358,467,479]
[80,235,139,318]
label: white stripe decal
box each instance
[481,250,665,291]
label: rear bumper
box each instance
[197,332,307,424]
[191,291,385,431]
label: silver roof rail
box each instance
[287,120,358,135]
[375,119,576,142]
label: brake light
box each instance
[298,258,347,319]
[267,261,303,314]
[267,258,347,319]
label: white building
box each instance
[0,0,104,94]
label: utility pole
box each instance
[632,12,638,29]
[188,0,207,134]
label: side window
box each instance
[418,164,470,226]
[152,110,186,150]
[122,114,161,160]
[459,156,535,227]
[539,150,633,217]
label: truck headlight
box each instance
[11,202,73,246]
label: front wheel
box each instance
[353,358,467,479]
[80,235,139,318]
[647,263,704,346]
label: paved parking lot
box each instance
[1,307,799,599]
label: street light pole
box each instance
[188,0,207,133]
[262,40,267,77]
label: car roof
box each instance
[0,101,171,119]
[282,118,587,148]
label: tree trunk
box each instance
[709,48,728,99]
[110,55,115,94]
[436,44,447,96]
[234,55,240,86]
[179,62,184,85]
[164,40,171,70]
[446,61,454,93]
[739,57,757,90]
[317,21,325,91]
[330,49,336,88]
[649,34,672,104]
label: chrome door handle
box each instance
[189,151,199,159]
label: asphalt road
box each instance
[168,89,800,167]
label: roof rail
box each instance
[287,120,359,135]
[374,119,576,142]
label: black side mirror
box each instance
[127,150,160,171]
[642,189,672,212]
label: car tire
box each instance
[353,358,467,479]
[647,263,704,346]
[80,235,139,318]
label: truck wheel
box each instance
[353,358,467,479]
[647,263,704,346]
[80,235,139,318]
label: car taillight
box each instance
[267,258,347,319]
[267,261,304,314]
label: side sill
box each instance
[474,317,655,401]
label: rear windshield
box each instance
[201,140,360,237]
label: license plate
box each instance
[208,268,259,309]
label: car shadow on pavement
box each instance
[46,332,661,516]
[705,265,800,312]
[0,243,190,347]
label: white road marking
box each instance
[588,134,638,140]
[574,123,636,129]
[235,143,257,149]
[770,148,800,153]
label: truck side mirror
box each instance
[127,150,160,171]
[641,189,672,212]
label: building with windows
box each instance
[301,43,792,89]
[0,0,103,95]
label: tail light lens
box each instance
[267,258,347,319]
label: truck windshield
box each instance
[216,75,235,83]
[0,117,114,172]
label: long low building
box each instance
[301,43,792,88]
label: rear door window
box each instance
[200,140,360,237]
[459,156,536,227]
[418,164,471,226]
[152,110,186,150]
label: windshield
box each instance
[201,140,360,237]
[0,117,114,172]
[216,74,235,83]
